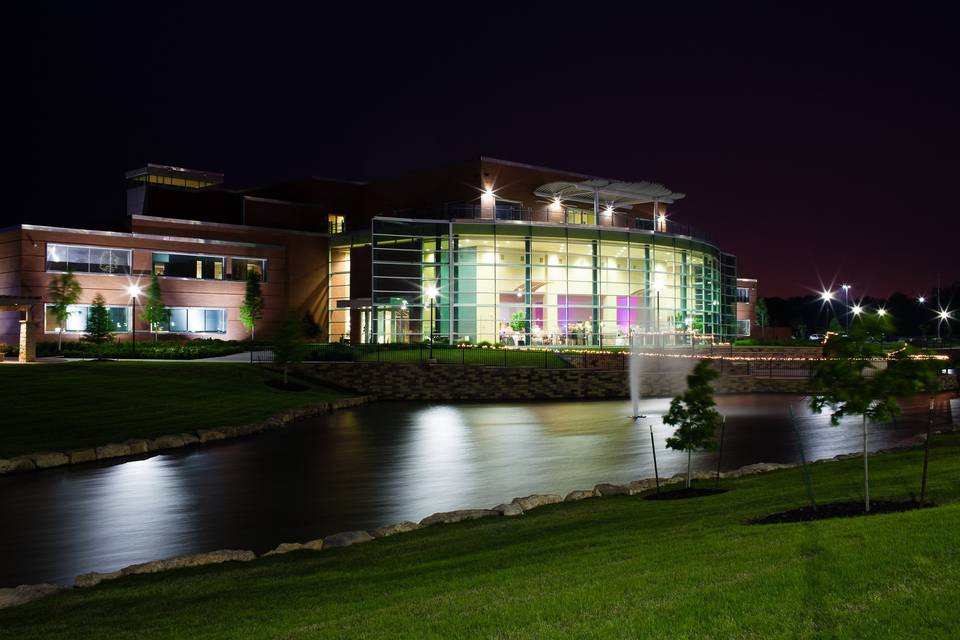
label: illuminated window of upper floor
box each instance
[328,214,346,234]
[565,207,595,226]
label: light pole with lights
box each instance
[126,284,142,357]
[424,284,439,360]
[841,284,851,331]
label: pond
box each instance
[0,393,951,586]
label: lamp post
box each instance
[841,284,851,332]
[820,290,834,331]
[126,284,142,357]
[424,285,439,360]
[877,308,887,345]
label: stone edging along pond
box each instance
[0,439,930,610]
[0,396,375,475]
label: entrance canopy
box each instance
[534,180,685,208]
[0,295,40,311]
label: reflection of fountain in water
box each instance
[629,333,645,419]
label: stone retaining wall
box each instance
[300,361,816,401]
[0,396,373,475]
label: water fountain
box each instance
[629,333,645,419]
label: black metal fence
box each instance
[248,343,811,374]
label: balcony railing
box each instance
[432,204,717,245]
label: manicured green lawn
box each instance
[3,433,959,638]
[0,362,351,458]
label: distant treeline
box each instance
[763,281,959,338]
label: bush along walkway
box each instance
[0,396,373,475]
[3,433,955,617]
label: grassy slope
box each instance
[2,434,959,639]
[0,362,351,458]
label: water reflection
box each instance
[0,393,951,586]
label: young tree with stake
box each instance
[140,273,171,341]
[239,268,264,341]
[48,271,82,351]
[810,314,911,513]
[664,359,723,489]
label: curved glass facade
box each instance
[369,218,737,346]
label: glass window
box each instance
[45,243,131,275]
[44,304,129,333]
[328,214,345,234]
[156,307,227,334]
[231,258,266,281]
[736,287,751,303]
[152,253,224,280]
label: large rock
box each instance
[0,583,62,609]
[121,549,256,576]
[420,509,500,527]
[179,433,200,446]
[151,434,186,450]
[66,449,97,464]
[624,479,659,495]
[736,462,795,476]
[124,439,152,454]
[263,539,324,556]
[373,521,422,537]
[492,502,524,517]
[31,452,69,469]
[74,570,122,588]
[0,457,37,473]
[564,489,598,502]
[95,443,132,460]
[196,429,227,443]
[593,483,630,497]
[510,494,563,512]
[323,530,374,548]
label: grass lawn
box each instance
[356,346,570,368]
[2,433,959,638]
[0,362,352,459]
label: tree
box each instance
[756,297,768,337]
[273,311,306,386]
[810,348,913,512]
[886,355,942,503]
[140,273,170,341]
[510,311,526,334]
[664,360,723,488]
[83,294,114,359]
[239,268,264,341]
[48,271,82,351]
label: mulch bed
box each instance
[643,487,729,501]
[749,500,934,525]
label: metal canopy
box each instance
[534,180,685,207]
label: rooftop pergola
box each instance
[0,296,40,362]
[534,180,685,212]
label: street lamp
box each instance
[424,284,439,359]
[918,296,926,304]
[125,284,142,357]
[841,284,851,331]
[938,308,952,341]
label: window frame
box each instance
[45,242,133,277]
[43,303,131,334]
[154,306,228,334]
[151,251,227,281]
[230,257,268,282]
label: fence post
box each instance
[504,348,507,368]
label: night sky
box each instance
[11,4,958,297]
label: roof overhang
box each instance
[534,180,684,207]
